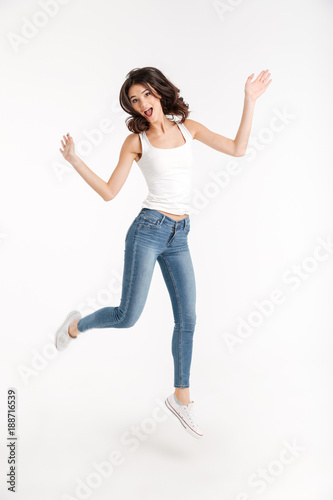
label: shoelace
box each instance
[183,403,196,426]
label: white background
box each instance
[1,0,333,498]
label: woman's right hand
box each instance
[60,133,76,161]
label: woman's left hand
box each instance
[245,69,272,101]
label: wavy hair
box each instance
[119,67,191,133]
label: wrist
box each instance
[244,94,256,104]
[67,153,79,164]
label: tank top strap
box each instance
[178,122,194,142]
[139,131,151,156]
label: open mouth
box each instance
[144,107,153,118]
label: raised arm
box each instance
[185,69,272,157]
[185,119,241,157]
[59,133,139,201]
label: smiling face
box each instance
[128,83,162,122]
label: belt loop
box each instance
[159,214,165,226]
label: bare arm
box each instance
[234,70,272,155]
[185,119,240,157]
[186,98,257,158]
[104,135,138,201]
[59,133,138,201]
[185,69,272,157]
[233,96,256,156]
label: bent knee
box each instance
[116,311,140,328]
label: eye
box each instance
[132,91,150,104]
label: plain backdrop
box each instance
[1,0,333,498]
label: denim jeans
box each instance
[76,208,197,388]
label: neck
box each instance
[147,114,174,135]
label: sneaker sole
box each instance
[165,397,203,439]
[55,310,82,351]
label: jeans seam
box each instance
[140,211,160,221]
[138,223,159,229]
[139,213,161,225]
[159,253,183,386]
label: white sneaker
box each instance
[165,393,204,439]
[55,310,82,351]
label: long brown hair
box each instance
[119,67,191,133]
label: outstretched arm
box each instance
[188,69,272,157]
[234,69,272,156]
[59,133,137,201]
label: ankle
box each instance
[68,321,79,338]
[174,393,190,406]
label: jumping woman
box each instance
[55,66,272,439]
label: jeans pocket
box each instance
[138,214,161,229]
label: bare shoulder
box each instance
[123,132,142,163]
[183,118,237,156]
[183,118,201,140]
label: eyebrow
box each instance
[130,89,148,100]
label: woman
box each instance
[55,67,272,439]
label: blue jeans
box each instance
[76,208,197,388]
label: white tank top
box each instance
[136,121,194,215]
